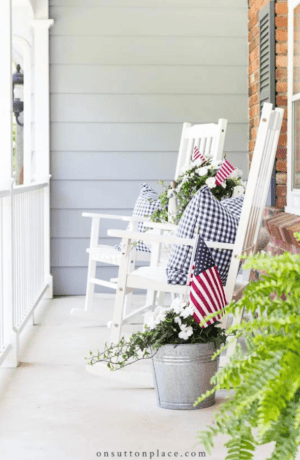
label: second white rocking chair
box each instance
[72,119,228,320]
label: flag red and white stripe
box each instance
[192,146,206,164]
[189,238,226,327]
[215,160,235,186]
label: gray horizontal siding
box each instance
[50,36,247,66]
[50,7,247,37]
[50,65,247,95]
[50,94,247,123]
[51,151,248,181]
[51,209,132,238]
[51,180,166,209]
[51,152,177,180]
[51,123,248,152]
[50,1,248,295]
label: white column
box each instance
[31,18,54,298]
[0,0,13,181]
[0,0,18,367]
[31,19,53,180]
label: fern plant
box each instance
[196,245,300,460]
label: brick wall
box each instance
[248,0,288,208]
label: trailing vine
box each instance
[86,301,226,371]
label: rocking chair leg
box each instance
[84,259,97,312]
[110,288,127,344]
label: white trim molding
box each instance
[286,0,300,215]
[30,18,54,181]
[30,18,54,298]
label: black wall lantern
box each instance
[13,64,24,127]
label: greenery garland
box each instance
[86,300,226,371]
[195,237,300,460]
[151,158,245,225]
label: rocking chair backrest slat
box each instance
[175,119,228,179]
[224,103,284,301]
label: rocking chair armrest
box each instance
[107,229,195,247]
[205,241,235,250]
[82,213,177,231]
[137,221,178,231]
[82,212,132,221]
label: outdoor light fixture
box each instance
[12,64,24,127]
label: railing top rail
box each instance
[13,181,48,195]
[0,190,10,198]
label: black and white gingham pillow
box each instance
[115,183,161,253]
[221,195,244,220]
[166,186,241,286]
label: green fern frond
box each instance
[224,429,256,460]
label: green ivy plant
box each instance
[151,158,245,224]
[86,300,226,371]
[196,243,300,460]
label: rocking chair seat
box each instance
[132,267,248,302]
[127,266,187,295]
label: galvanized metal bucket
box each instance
[152,343,219,410]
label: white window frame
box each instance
[287,0,300,214]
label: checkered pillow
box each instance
[115,183,161,253]
[166,186,240,286]
[221,195,244,220]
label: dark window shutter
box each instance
[259,0,276,205]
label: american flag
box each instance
[193,146,206,164]
[215,160,235,186]
[189,238,227,327]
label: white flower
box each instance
[193,158,204,168]
[155,309,167,325]
[171,297,182,313]
[171,298,187,315]
[228,170,238,179]
[180,305,195,318]
[228,168,243,180]
[210,160,223,169]
[196,166,209,177]
[206,177,216,189]
[146,318,157,330]
[178,326,193,340]
[233,185,245,197]
[179,165,188,175]
[107,321,113,329]
[174,316,182,326]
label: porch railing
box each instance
[0,180,50,367]
[0,190,12,365]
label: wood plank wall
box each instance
[49,0,248,295]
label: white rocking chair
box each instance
[71,119,228,320]
[87,103,283,386]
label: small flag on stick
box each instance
[193,146,206,164]
[189,238,226,327]
[215,160,235,186]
